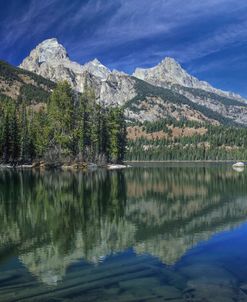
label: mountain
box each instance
[82,58,111,79]
[124,78,247,126]
[18,38,247,126]
[20,38,111,81]
[0,60,55,103]
[133,57,243,101]
[20,38,137,106]
[20,38,96,91]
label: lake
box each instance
[1,164,247,301]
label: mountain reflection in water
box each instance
[1,165,247,301]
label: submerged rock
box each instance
[179,264,237,286]
[183,283,238,302]
[152,285,182,299]
[119,276,160,290]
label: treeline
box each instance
[142,117,202,133]
[0,81,126,165]
[126,119,247,161]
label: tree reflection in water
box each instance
[0,165,247,301]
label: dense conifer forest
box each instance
[0,81,126,165]
[126,119,247,161]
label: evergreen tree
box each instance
[0,81,127,165]
[9,105,20,164]
[2,111,11,163]
[20,102,29,162]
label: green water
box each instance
[1,164,247,301]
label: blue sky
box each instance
[0,0,247,96]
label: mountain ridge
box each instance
[133,57,243,101]
[14,38,247,126]
[20,38,244,102]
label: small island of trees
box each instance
[0,81,127,167]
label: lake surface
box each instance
[1,164,247,301]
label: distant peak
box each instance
[38,38,60,47]
[92,58,101,64]
[83,58,104,66]
[83,58,111,80]
[160,57,181,67]
[33,38,68,62]
[42,37,59,43]
[86,58,107,68]
[163,57,177,63]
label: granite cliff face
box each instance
[20,38,137,106]
[133,57,242,101]
[20,39,106,89]
[19,38,247,125]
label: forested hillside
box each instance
[0,60,55,103]
[0,82,126,166]
[127,119,247,161]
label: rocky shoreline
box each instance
[126,160,246,163]
[0,162,130,171]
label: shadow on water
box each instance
[0,165,247,301]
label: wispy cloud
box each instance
[0,0,247,94]
[169,20,247,64]
[68,0,246,48]
[1,0,247,61]
[59,0,247,72]
[1,0,57,47]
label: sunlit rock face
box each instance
[82,58,111,80]
[19,38,247,125]
[21,38,69,68]
[21,39,240,102]
[20,38,86,91]
[133,57,243,101]
[99,71,137,106]
[132,58,247,125]
[19,38,137,106]
[20,38,110,81]
[20,38,244,104]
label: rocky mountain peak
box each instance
[156,57,190,83]
[22,38,68,68]
[91,58,102,65]
[133,56,190,81]
[133,57,243,101]
[39,38,60,48]
[160,56,181,67]
[82,58,111,80]
[19,38,244,117]
[19,38,112,85]
[133,56,189,87]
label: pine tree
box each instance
[20,102,29,163]
[9,106,20,164]
[2,111,11,163]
